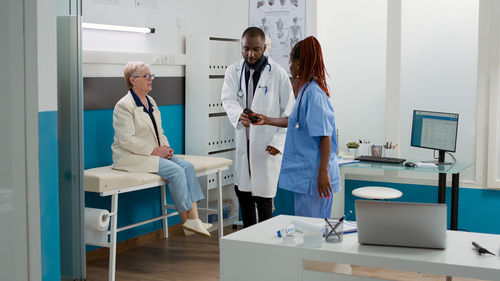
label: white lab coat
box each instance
[221,57,294,198]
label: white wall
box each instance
[38,0,58,112]
[317,0,480,184]
[399,0,478,181]
[81,0,249,77]
[317,0,388,149]
[82,0,248,54]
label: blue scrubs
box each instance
[278,80,341,218]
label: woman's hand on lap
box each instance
[152,146,172,158]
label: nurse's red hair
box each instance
[290,36,330,97]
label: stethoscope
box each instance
[294,83,310,130]
[237,60,272,103]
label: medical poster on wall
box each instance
[249,0,306,75]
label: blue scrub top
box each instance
[278,80,341,196]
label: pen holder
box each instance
[324,218,343,243]
[358,143,370,156]
[383,148,397,158]
[347,148,358,158]
[371,145,383,157]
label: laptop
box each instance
[355,200,447,249]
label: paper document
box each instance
[338,158,360,166]
[416,162,436,168]
[342,220,357,234]
[292,218,327,233]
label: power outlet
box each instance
[94,0,119,5]
[135,0,157,8]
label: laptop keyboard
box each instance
[355,155,406,164]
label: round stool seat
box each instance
[352,186,402,200]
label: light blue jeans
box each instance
[157,157,204,213]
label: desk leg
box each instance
[217,169,223,238]
[161,184,168,238]
[438,173,446,204]
[451,173,459,230]
[109,194,118,281]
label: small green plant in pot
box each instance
[346,142,359,149]
[346,142,359,157]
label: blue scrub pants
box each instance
[157,157,204,213]
[294,192,333,218]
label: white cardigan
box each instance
[111,91,169,172]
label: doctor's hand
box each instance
[239,112,252,127]
[266,145,280,156]
[317,170,333,198]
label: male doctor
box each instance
[221,27,294,227]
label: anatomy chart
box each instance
[249,0,306,75]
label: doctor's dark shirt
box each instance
[130,89,160,146]
[244,55,268,97]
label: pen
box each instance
[259,85,268,95]
[472,241,495,255]
[331,215,345,231]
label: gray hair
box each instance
[124,61,149,89]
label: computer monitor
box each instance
[410,110,459,164]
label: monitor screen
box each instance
[410,110,459,152]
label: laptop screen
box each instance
[355,200,447,249]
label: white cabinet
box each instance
[186,36,241,226]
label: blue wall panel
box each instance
[83,105,184,251]
[274,188,295,216]
[345,180,500,234]
[83,108,114,169]
[82,102,500,250]
[39,111,61,281]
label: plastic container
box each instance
[207,201,232,223]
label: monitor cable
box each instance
[433,150,457,164]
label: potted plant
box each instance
[346,142,359,157]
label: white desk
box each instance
[220,215,500,281]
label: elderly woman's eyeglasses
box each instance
[134,74,155,80]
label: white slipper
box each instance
[183,219,211,237]
[184,222,213,236]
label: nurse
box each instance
[253,36,341,218]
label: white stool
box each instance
[352,186,402,200]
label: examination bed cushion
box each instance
[84,155,232,193]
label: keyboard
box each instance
[355,155,406,164]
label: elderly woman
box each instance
[111,61,211,237]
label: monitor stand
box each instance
[422,150,453,165]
